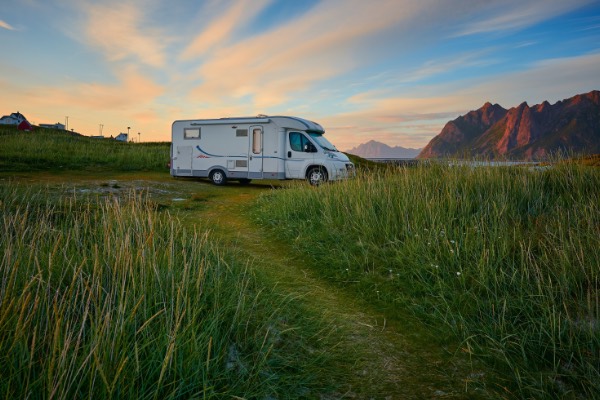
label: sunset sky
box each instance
[1,0,599,150]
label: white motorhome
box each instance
[170,115,354,185]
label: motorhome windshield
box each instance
[308,132,338,152]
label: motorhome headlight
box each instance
[326,151,340,160]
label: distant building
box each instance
[90,133,128,141]
[0,111,28,125]
[40,122,66,130]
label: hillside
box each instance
[347,140,421,158]
[418,90,600,160]
[0,125,169,171]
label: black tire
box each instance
[307,166,328,186]
[209,169,227,186]
[238,178,252,185]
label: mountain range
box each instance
[418,90,600,160]
[346,140,421,159]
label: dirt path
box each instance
[190,185,493,399]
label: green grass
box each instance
[253,162,600,398]
[5,123,599,397]
[0,182,336,399]
[0,125,169,172]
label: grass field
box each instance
[0,127,343,398]
[254,163,600,398]
[0,180,346,398]
[0,125,169,172]
[2,127,599,398]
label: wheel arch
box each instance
[207,165,229,177]
[304,163,329,178]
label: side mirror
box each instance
[304,143,317,153]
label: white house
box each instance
[39,122,66,130]
[115,133,128,142]
[0,111,28,125]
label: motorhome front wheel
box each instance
[307,167,328,186]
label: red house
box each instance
[17,120,33,131]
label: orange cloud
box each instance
[49,66,165,110]
[185,0,429,109]
[180,0,273,60]
[0,65,167,140]
[78,2,168,68]
[0,20,15,30]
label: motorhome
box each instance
[170,115,354,185]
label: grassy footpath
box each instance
[176,181,495,398]
[253,163,600,399]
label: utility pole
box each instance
[127,126,130,140]
[138,132,141,143]
[99,124,104,136]
[65,116,69,131]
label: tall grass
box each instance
[254,162,600,398]
[0,126,169,171]
[0,183,329,398]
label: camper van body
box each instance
[170,116,354,185]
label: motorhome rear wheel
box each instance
[210,169,227,186]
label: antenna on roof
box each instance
[256,114,268,118]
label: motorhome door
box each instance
[248,126,263,178]
[176,146,193,176]
[285,131,314,178]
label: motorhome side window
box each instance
[252,128,262,154]
[184,128,200,139]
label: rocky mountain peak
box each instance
[418,90,600,160]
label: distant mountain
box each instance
[347,140,421,158]
[418,90,600,160]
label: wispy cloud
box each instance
[462,51,600,105]
[180,0,273,60]
[53,65,165,110]
[186,0,435,109]
[0,20,15,30]
[328,51,600,149]
[453,0,593,36]
[75,1,169,68]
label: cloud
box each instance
[327,51,600,150]
[0,65,165,137]
[186,0,438,109]
[51,65,165,110]
[462,51,600,105]
[314,95,465,150]
[0,20,15,30]
[453,0,593,36]
[180,0,273,60]
[76,1,168,68]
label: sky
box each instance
[1,0,599,150]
